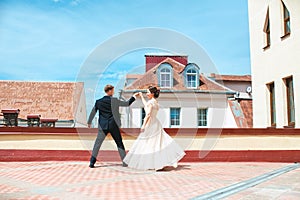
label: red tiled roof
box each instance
[239,99,253,128]
[211,74,251,82]
[228,99,253,128]
[0,81,84,120]
[228,100,248,128]
[125,58,230,92]
[126,74,143,79]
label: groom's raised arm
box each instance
[118,93,138,107]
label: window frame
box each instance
[184,63,200,89]
[170,108,181,127]
[186,69,197,88]
[141,108,146,126]
[284,76,295,127]
[263,8,271,50]
[267,82,276,127]
[281,1,291,38]
[158,63,173,88]
[197,108,208,127]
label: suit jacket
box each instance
[87,96,135,130]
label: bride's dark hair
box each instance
[148,86,160,98]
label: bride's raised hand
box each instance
[138,92,143,97]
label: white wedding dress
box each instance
[123,98,186,170]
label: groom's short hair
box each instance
[104,84,114,93]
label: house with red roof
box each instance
[120,54,252,128]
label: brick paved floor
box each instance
[0,162,299,200]
[225,167,300,200]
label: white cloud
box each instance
[86,88,94,93]
[0,0,251,83]
[70,0,80,6]
[98,71,128,80]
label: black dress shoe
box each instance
[122,162,128,167]
[89,164,95,168]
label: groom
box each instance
[87,84,139,168]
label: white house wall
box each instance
[120,92,238,128]
[222,82,251,93]
[75,85,88,127]
[223,105,239,128]
[131,108,141,128]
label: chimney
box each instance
[145,54,188,72]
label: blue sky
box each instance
[1,0,250,109]
[0,0,250,81]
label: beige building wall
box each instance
[1,134,300,151]
[248,0,300,127]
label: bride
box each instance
[123,86,186,170]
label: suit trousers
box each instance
[90,125,126,165]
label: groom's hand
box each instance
[88,124,91,128]
[133,93,139,98]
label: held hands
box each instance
[133,92,143,98]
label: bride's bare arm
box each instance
[141,104,153,130]
[139,92,147,107]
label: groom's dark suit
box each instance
[88,95,136,166]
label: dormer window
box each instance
[187,69,197,88]
[184,63,200,89]
[158,63,173,88]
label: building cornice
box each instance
[121,89,236,95]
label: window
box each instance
[187,69,197,88]
[263,9,271,49]
[198,108,208,127]
[284,77,295,127]
[141,108,146,126]
[267,82,276,127]
[158,63,173,88]
[160,68,171,88]
[170,108,180,126]
[282,1,291,36]
[184,63,200,88]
